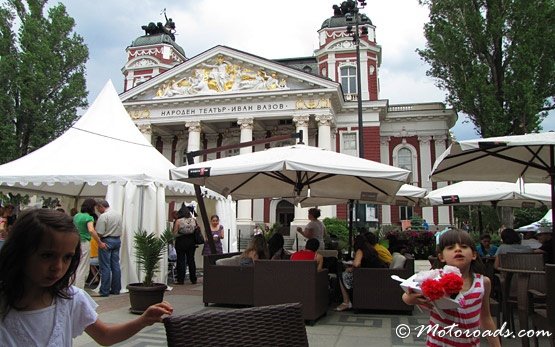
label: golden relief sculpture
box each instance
[154,55,288,98]
[129,109,151,119]
[295,98,331,110]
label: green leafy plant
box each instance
[385,229,436,259]
[410,214,424,231]
[323,217,349,251]
[133,227,174,286]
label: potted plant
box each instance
[127,227,174,314]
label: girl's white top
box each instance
[0,286,98,347]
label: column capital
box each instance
[237,117,254,130]
[292,114,310,127]
[434,134,448,142]
[380,136,391,145]
[137,124,151,135]
[315,114,334,127]
[204,133,219,143]
[418,135,433,145]
[185,121,201,133]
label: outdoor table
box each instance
[496,267,545,347]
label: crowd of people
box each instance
[1,199,553,346]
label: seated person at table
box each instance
[291,238,323,271]
[268,232,290,260]
[363,230,392,266]
[336,235,387,311]
[494,228,531,269]
[534,229,553,263]
[239,234,269,266]
[476,234,498,257]
[521,231,542,249]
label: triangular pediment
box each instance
[120,45,341,103]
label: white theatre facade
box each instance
[119,13,457,237]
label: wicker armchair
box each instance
[531,264,555,347]
[163,303,308,347]
[203,252,254,306]
[352,254,415,313]
[253,260,329,324]
[497,252,545,332]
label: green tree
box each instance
[418,0,555,138]
[0,0,88,164]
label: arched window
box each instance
[340,66,357,94]
[397,148,412,172]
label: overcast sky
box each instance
[56,0,553,141]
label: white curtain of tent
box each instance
[216,196,238,252]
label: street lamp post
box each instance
[334,0,368,159]
[333,1,369,255]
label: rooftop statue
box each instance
[141,10,176,41]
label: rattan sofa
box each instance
[352,254,415,313]
[253,260,329,324]
[203,252,254,306]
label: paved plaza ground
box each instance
[73,261,538,347]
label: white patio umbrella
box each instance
[170,144,411,203]
[430,132,555,262]
[425,181,551,208]
[292,184,428,207]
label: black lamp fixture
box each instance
[333,0,368,159]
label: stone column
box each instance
[236,118,254,238]
[380,136,392,225]
[434,135,450,227]
[315,114,333,150]
[294,114,310,145]
[185,121,201,164]
[315,114,334,219]
[291,115,311,248]
[138,124,152,144]
[418,135,434,225]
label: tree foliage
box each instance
[418,0,555,138]
[0,0,88,164]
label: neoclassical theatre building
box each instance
[119,13,457,237]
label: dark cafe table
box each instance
[496,267,545,347]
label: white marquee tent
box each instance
[517,209,553,232]
[0,80,236,288]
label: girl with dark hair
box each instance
[402,229,500,347]
[296,207,326,250]
[202,214,224,255]
[0,209,173,346]
[268,232,290,260]
[239,234,269,266]
[73,198,106,289]
[336,234,386,311]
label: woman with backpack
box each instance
[172,207,198,284]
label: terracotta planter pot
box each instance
[127,283,167,314]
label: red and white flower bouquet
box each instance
[392,265,464,309]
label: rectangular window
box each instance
[340,66,357,94]
[341,132,358,157]
[399,206,413,221]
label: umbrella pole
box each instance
[186,153,217,255]
[478,206,483,234]
[348,200,354,257]
[551,145,555,264]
